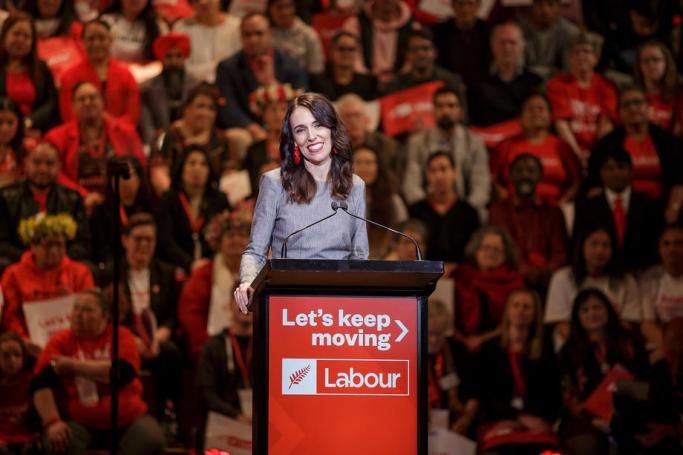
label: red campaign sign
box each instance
[470,119,523,149]
[268,295,418,454]
[38,37,86,82]
[379,81,444,136]
[582,363,633,421]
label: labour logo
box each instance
[282,358,318,395]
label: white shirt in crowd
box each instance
[128,268,151,315]
[101,13,170,62]
[640,266,683,323]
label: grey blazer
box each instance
[240,169,369,284]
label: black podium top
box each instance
[251,259,443,295]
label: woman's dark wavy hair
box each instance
[183,82,219,113]
[105,155,154,210]
[0,97,24,158]
[353,145,396,225]
[571,225,623,287]
[0,12,43,85]
[22,0,78,37]
[280,92,353,204]
[103,0,161,60]
[565,288,632,372]
[171,144,219,192]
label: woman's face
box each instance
[475,233,506,271]
[0,339,23,375]
[426,155,455,194]
[506,291,536,328]
[4,20,33,61]
[31,235,66,270]
[583,230,612,274]
[184,94,216,132]
[269,0,296,28]
[578,296,609,334]
[0,110,19,146]
[352,148,378,185]
[219,229,249,265]
[639,45,666,83]
[38,0,62,18]
[121,0,148,18]
[262,100,288,133]
[520,96,550,132]
[118,163,140,204]
[182,150,209,189]
[83,23,112,62]
[290,106,333,166]
[71,294,107,338]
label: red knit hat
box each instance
[153,32,191,61]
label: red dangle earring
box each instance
[294,145,301,165]
[331,146,336,155]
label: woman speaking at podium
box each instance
[234,93,369,313]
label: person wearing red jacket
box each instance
[59,18,140,126]
[45,81,145,211]
[0,213,94,357]
[178,206,252,362]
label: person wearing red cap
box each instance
[59,19,140,127]
[139,32,199,145]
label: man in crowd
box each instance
[468,21,542,126]
[489,154,568,291]
[402,87,490,219]
[0,142,90,270]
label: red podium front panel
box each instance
[267,295,419,454]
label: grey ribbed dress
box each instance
[239,168,370,285]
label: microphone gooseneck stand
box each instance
[107,160,131,455]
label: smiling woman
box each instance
[234,93,369,313]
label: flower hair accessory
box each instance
[18,213,77,245]
[204,202,255,250]
[248,83,300,117]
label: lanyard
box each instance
[119,205,128,226]
[508,350,526,399]
[177,192,205,234]
[227,334,252,388]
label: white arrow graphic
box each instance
[394,319,408,342]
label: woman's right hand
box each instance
[47,420,71,453]
[234,283,254,314]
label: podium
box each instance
[250,259,443,455]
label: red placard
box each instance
[38,36,86,82]
[470,119,523,149]
[582,363,633,421]
[268,295,418,454]
[379,81,444,136]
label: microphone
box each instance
[281,202,341,258]
[337,201,423,260]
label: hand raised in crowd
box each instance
[46,419,72,453]
[234,282,254,314]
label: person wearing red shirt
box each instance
[0,213,94,356]
[546,32,618,165]
[59,19,139,127]
[587,87,683,223]
[490,154,568,291]
[493,94,581,205]
[46,81,145,211]
[452,226,525,353]
[31,290,165,455]
[633,40,683,135]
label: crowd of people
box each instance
[0,0,682,453]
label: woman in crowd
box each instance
[477,289,561,455]
[151,83,231,197]
[155,145,229,273]
[427,298,479,436]
[633,40,682,134]
[383,218,428,261]
[59,18,140,126]
[25,0,80,39]
[545,226,642,345]
[352,145,407,259]
[452,226,525,353]
[493,94,581,205]
[268,0,324,73]
[0,214,93,356]
[0,331,35,453]
[0,97,24,188]
[558,288,648,455]
[89,155,154,264]
[408,151,479,265]
[243,83,297,197]
[101,0,168,62]
[179,206,252,362]
[32,289,165,454]
[234,92,369,313]
[0,13,58,133]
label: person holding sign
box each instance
[0,213,93,357]
[234,92,368,313]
